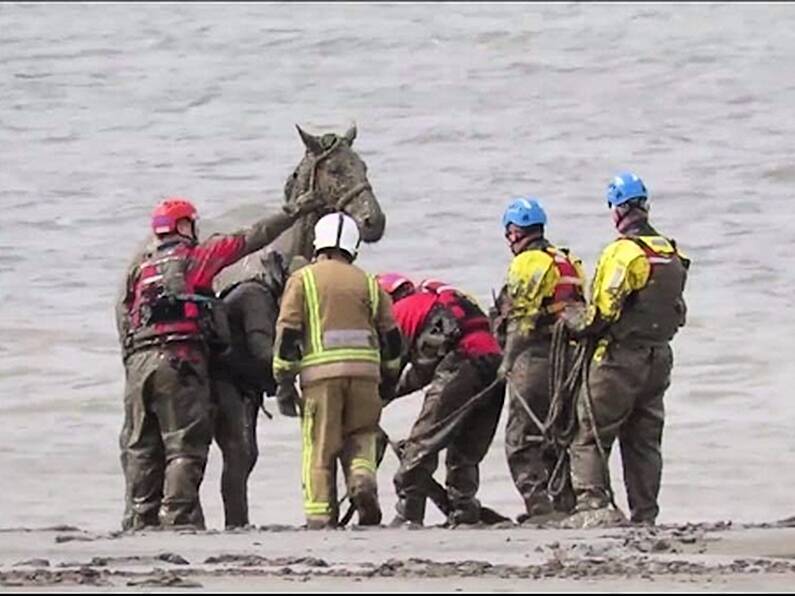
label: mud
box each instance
[2,521,795,591]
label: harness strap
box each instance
[336,182,372,211]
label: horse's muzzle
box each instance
[360,209,386,243]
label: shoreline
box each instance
[3,519,795,591]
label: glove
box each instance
[560,304,589,337]
[282,190,327,218]
[276,382,300,417]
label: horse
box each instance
[208,124,387,526]
[214,123,386,293]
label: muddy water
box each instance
[1,3,794,531]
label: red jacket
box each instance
[129,234,247,340]
[428,287,501,357]
[392,287,501,359]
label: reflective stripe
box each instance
[303,399,330,516]
[301,400,312,503]
[351,433,377,474]
[351,457,376,474]
[647,256,672,264]
[300,269,381,370]
[608,268,625,291]
[557,276,583,285]
[302,349,381,366]
[323,329,373,348]
[301,401,329,516]
[529,269,545,288]
[646,237,670,248]
[302,271,323,354]
[140,274,164,285]
[150,255,184,264]
[273,355,298,374]
[367,274,379,318]
[305,503,331,515]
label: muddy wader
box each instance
[567,222,689,526]
[499,239,586,520]
[394,350,504,525]
[117,200,319,530]
[388,288,504,526]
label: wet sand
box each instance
[3,4,795,593]
[2,520,795,591]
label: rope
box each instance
[580,345,618,510]
[399,377,503,471]
[543,320,583,500]
[338,376,504,526]
[545,320,616,509]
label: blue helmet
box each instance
[502,197,548,229]
[606,172,648,207]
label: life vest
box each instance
[392,291,441,345]
[422,285,501,357]
[538,246,585,325]
[608,235,688,344]
[129,240,213,344]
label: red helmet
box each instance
[419,278,456,294]
[151,197,198,235]
[377,272,416,301]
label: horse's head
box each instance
[285,124,386,247]
[213,124,386,293]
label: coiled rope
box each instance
[544,320,617,509]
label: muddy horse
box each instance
[214,123,386,292]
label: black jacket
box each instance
[215,280,278,396]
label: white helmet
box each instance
[313,212,361,260]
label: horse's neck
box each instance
[214,175,319,293]
[212,217,308,294]
[272,214,314,262]
[276,165,318,262]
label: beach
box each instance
[2,3,795,591]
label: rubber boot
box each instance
[306,516,336,530]
[517,494,565,525]
[350,473,382,526]
[448,499,481,527]
[391,496,426,528]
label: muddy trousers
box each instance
[212,378,260,528]
[300,376,383,528]
[505,348,575,517]
[394,352,504,524]
[119,343,213,530]
[569,342,672,524]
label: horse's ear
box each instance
[343,123,357,146]
[296,124,324,155]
